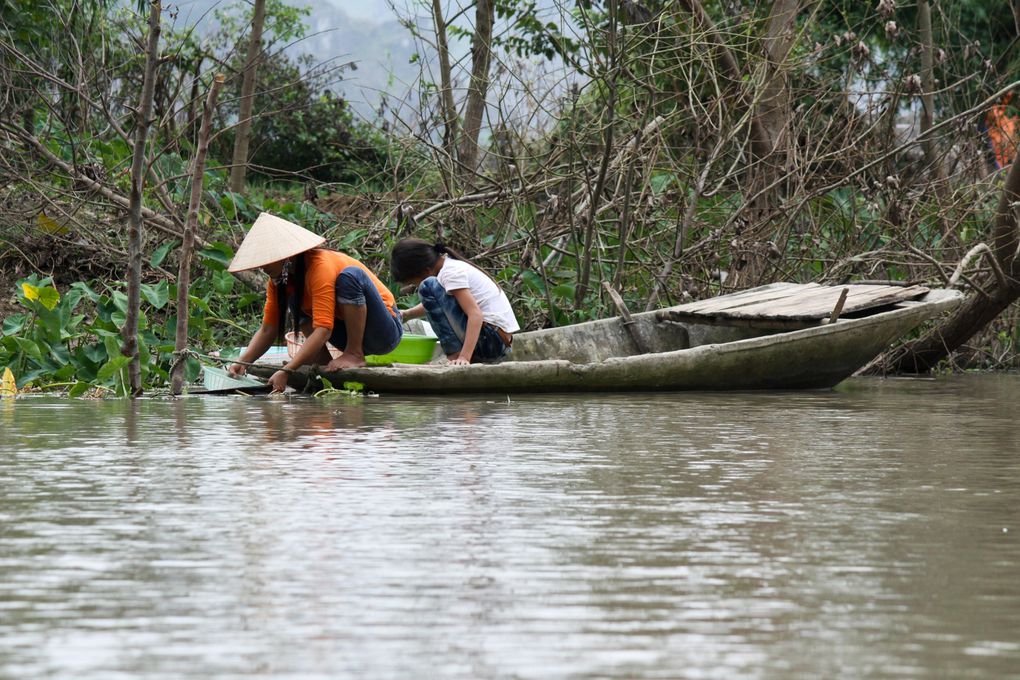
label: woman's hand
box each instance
[227,363,247,378]
[268,370,289,393]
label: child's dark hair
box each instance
[390,238,474,282]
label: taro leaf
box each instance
[97,354,132,382]
[140,280,169,309]
[220,193,237,220]
[36,286,60,311]
[52,364,75,381]
[188,295,211,313]
[111,290,129,314]
[199,242,234,270]
[18,283,58,312]
[212,270,235,295]
[68,381,91,398]
[521,269,546,294]
[60,286,86,317]
[13,337,42,361]
[16,368,47,389]
[185,356,201,382]
[238,292,263,308]
[150,240,179,269]
[103,334,121,361]
[70,281,101,303]
[48,344,71,366]
[35,306,62,343]
[650,172,676,195]
[20,282,39,303]
[551,283,575,299]
[2,313,26,336]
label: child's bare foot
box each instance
[325,353,366,371]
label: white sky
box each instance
[325,0,397,24]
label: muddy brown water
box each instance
[1,375,1019,679]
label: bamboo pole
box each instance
[172,74,225,395]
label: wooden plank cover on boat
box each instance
[670,284,929,321]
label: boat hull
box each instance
[265,289,962,394]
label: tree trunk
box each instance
[121,0,162,397]
[755,0,799,177]
[674,0,801,288]
[172,74,224,396]
[674,0,773,161]
[890,148,1020,372]
[228,0,266,194]
[574,0,619,309]
[729,0,800,288]
[917,0,944,183]
[456,0,494,185]
[431,0,458,184]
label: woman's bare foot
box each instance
[325,353,366,371]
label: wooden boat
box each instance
[257,283,963,394]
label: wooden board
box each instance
[669,283,929,321]
[675,282,818,313]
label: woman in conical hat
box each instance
[226,212,402,392]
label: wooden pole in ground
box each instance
[602,281,650,354]
[827,287,849,324]
[121,0,162,397]
[172,74,225,395]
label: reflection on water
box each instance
[2,375,1019,679]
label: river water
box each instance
[1,375,1019,679]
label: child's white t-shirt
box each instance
[436,257,521,333]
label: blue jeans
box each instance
[418,277,509,362]
[330,266,402,355]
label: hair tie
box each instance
[433,242,448,255]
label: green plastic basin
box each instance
[365,334,438,365]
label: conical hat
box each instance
[228,212,326,272]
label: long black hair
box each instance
[390,238,486,283]
[273,251,310,342]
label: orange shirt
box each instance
[986,94,1018,169]
[262,249,396,331]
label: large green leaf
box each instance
[97,354,132,382]
[212,270,235,295]
[36,286,60,311]
[13,337,42,361]
[150,240,179,269]
[199,242,234,270]
[2,314,26,336]
[83,342,108,364]
[20,282,59,310]
[111,290,129,314]
[16,368,48,389]
[140,281,169,309]
[70,281,101,303]
[68,381,92,398]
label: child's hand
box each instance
[448,356,470,366]
[227,363,247,377]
